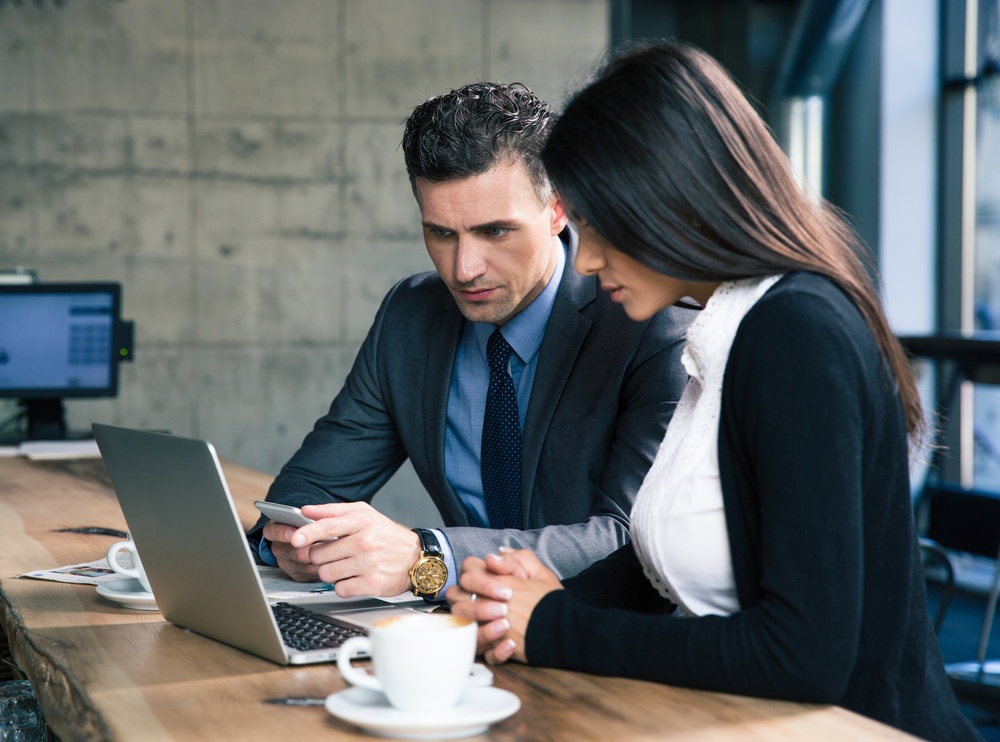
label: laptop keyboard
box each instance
[272,602,368,652]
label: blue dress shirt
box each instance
[433,241,565,594]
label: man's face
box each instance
[416,162,568,326]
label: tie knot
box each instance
[487,329,515,373]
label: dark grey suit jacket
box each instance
[251,232,694,578]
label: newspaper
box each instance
[20,559,121,585]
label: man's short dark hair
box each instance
[401,81,554,204]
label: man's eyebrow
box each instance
[472,220,518,231]
[421,220,518,232]
[421,221,450,231]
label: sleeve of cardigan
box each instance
[560,543,673,613]
[525,285,874,704]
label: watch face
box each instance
[413,557,448,593]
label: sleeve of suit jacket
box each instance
[249,272,693,581]
[246,277,421,547]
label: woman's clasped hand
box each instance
[447,547,562,665]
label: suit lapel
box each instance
[421,290,471,525]
[521,231,597,518]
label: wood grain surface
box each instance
[0,457,915,741]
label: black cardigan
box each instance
[526,273,979,741]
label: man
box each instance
[248,81,694,601]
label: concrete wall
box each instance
[0,0,609,524]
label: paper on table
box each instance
[20,559,121,585]
[257,565,421,605]
[20,560,423,605]
[18,440,101,460]
[20,561,336,594]
[257,565,341,602]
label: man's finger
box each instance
[262,521,296,543]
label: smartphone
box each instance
[254,500,315,527]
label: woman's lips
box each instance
[602,283,623,302]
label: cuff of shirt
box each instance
[430,528,459,601]
[257,536,279,567]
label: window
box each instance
[942,0,1000,488]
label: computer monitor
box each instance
[0,282,130,440]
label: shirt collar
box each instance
[472,234,566,363]
[682,275,783,384]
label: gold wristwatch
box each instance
[409,528,448,599]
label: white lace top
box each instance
[630,275,783,617]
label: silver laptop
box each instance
[92,423,426,665]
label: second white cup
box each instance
[106,536,152,593]
[337,613,477,713]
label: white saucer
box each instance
[95,578,159,611]
[325,686,520,740]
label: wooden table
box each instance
[0,456,914,741]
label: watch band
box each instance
[412,527,443,558]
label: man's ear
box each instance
[549,192,569,235]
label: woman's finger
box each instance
[476,618,511,650]
[484,638,517,666]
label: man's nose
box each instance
[455,237,488,283]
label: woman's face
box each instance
[574,223,718,320]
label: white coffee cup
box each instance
[106,536,152,593]
[337,613,477,713]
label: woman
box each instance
[447,41,979,741]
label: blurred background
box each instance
[0,0,613,525]
[0,0,997,522]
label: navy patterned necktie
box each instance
[481,329,522,529]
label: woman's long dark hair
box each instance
[543,41,923,440]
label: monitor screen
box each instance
[0,282,122,399]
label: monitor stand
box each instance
[20,398,68,441]
[0,399,97,445]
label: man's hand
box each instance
[262,502,422,598]
[262,520,322,582]
[447,548,562,665]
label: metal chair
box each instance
[918,482,1000,714]
[919,535,956,634]
[898,333,1000,714]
